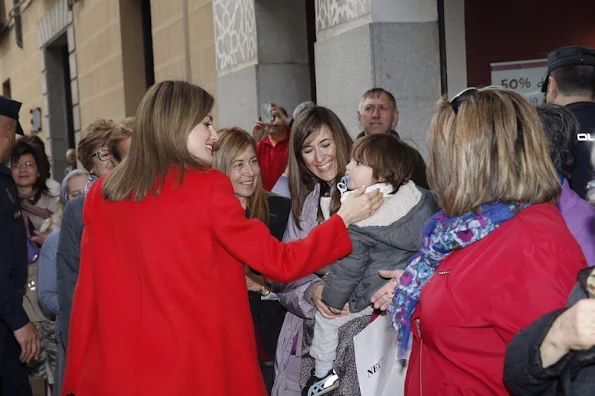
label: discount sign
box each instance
[491,59,548,105]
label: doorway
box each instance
[44,33,74,179]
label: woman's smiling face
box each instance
[300,125,338,185]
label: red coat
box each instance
[404,203,586,395]
[61,169,352,396]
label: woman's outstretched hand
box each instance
[337,186,383,227]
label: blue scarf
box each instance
[388,201,530,359]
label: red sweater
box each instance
[257,134,289,191]
[61,169,351,396]
[405,203,586,395]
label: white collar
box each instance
[339,182,394,203]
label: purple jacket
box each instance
[559,178,595,267]
[271,184,323,396]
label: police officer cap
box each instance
[542,46,595,93]
[0,95,23,135]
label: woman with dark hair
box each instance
[10,139,57,259]
[61,81,382,396]
[10,138,59,391]
[272,106,370,396]
[536,104,595,267]
[19,134,60,196]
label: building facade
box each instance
[0,0,217,178]
[0,0,594,179]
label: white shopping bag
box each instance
[353,314,407,396]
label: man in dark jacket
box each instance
[355,88,429,188]
[543,46,595,200]
[0,96,40,396]
[504,267,595,395]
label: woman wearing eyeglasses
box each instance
[77,121,119,191]
[10,138,59,392]
[10,139,58,234]
[386,88,586,395]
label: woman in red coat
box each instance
[60,81,383,396]
[386,87,587,395]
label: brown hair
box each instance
[111,117,134,143]
[288,106,353,226]
[109,117,134,161]
[77,119,118,171]
[102,81,214,201]
[359,88,398,113]
[351,133,416,193]
[428,88,560,216]
[212,127,269,224]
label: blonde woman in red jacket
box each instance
[60,81,383,396]
[386,88,586,395]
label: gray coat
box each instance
[272,183,413,396]
[323,183,437,313]
[37,229,65,396]
[56,194,85,348]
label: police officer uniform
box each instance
[542,46,595,199]
[0,96,33,396]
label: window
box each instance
[2,79,11,98]
[0,0,7,30]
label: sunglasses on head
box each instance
[450,85,502,115]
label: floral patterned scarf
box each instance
[389,201,530,359]
[83,173,99,195]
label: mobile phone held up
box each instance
[260,103,272,124]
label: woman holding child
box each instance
[305,133,437,395]
[271,106,436,396]
[271,106,359,396]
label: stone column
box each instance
[314,0,441,157]
[213,0,311,132]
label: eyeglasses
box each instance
[11,161,37,170]
[92,149,112,162]
[450,85,502,115]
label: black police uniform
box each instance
[0,95,33,395]
[542,46,595,199]
[0,167,32,396]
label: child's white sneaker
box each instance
[303,368,340,396]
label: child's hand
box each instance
[328,305,349,316]
[371,269,404,311]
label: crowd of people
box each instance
[0,45,594,396]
